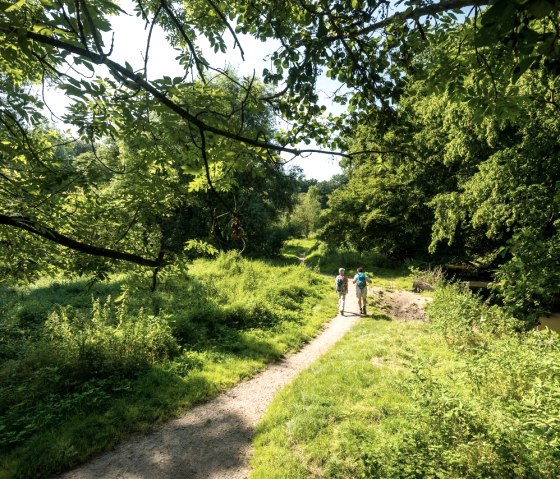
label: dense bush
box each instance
[45,297,179,375]
[161,251,323,343]
[427,281,526,340]
[360,324,560,479]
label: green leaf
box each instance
[512,55,537,83]
[526,0,554,19]
[480,0,517,29]
[5,0,27,12]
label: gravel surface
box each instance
[59,294,362,479]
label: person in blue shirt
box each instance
[353,267,371,315]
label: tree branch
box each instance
[159,0,207,81]
[335,0,487,40]
[0,214,165,268]
[4,26,351,159]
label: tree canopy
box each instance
[2,0,560,280]
[320,4,560,319]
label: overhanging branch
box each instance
[336,0,487,40]
[0,214,164,268]
[1,26,349,159]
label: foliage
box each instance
[427,280,527,339]
[288,187,323,237]
[2,0,560,286]
[321,13,560,315]
[320,155,437,258]
[2,1,558,151]
[0,252,333,479]
[296,174,348,207]
[426,73,560,316]
[1,69,303,279]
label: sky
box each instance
[46,3,344,182]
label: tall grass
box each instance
[0,251,334,479]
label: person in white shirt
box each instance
[335,268,349,315]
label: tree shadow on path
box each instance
[60,403,255,479]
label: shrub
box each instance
[44,296,178,377]
[427,281,525,345]
[359,327,560,479]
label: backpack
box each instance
[356,272,367,288]
[336,276,345,292]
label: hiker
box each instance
[335,268,349,315]
[353,267,372,315]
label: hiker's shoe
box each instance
[363,307,367,315]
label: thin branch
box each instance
[143,3,163,77]
[73,0,88,46]
[334,0,487,40]
[206,0,245,60]
[159,0,207,81]
[79,0,106,56]
[198,127,231,211]
[473,6,499,99]
[113,204,142,245]
[31,176,82,209]
[0,112,55,172]
[55,0,80,37]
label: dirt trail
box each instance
[370,286,431,322]
[58,287,426,479]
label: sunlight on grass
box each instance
[250,319,452,478]
[0,252,336,479]
[251,304,560,479]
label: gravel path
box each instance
[60,294,362,479]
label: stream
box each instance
[537,313,560,333]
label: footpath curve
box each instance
[59,292,362,479]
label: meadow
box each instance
[0,250,334,479]
[4,241,559,479]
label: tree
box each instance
[3,1,559,153]
[2,0,560,275]
[290,186,322,237]
[322,11,560,318]
[0,73,300,283]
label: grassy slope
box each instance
[250,317,457,479]
[0,253,336,479]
